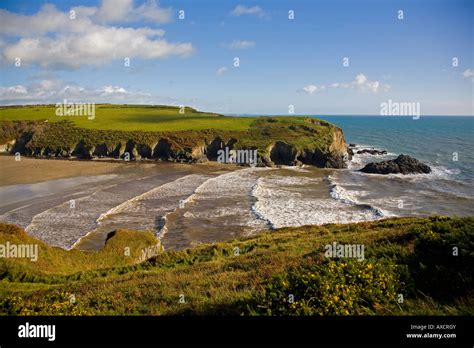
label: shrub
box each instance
[254,258,399,315]
[408,218,474,300]
[0,292,91,315]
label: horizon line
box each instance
[0,104,472,117]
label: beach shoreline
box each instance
[0,155,235,187]
[0,155,129,186]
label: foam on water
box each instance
[24,173,187,249]
[74,173,214,249]
[329,147,474,219]
[251,173,383,229]
[96,174,210,225]
[348,144,397,170]
[160,167,272,249]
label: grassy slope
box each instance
[0,107,338,162]
[0,105,340,162]
[0,217,472,315]
[0,105,334,140]
[20,117,334,151]
[0,105,254,132]
[0,224,159,279]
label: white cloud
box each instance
[94,0,134,23]
[302,84,325,94]
[0,80,153,104]
[0,80,229,112]
[231,5,266,18]
[0,2,190,69]
[3,30,191,68]
[216,67,228,76]
[79,0,172,24]
[355,73,367,85]
[100,86,128,95]
[0,1,171,36]
[0,86,28,96]
[463,68,474,81]
[222,40,256,50]
[301,74,389,95]
[332,73,389,93]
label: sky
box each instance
[0,0,473,115]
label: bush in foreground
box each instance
[251,258,399,315]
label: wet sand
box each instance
[0,155,234,187]
[0,155,128,186]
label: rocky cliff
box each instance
[0,117,350,168]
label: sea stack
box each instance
[360,154,431,175]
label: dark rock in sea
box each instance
[349,143,357,147]
[360,154,431,175]
[347,147,354,158]
[356,149,388,155]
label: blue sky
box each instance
[0,0,473,115]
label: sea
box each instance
[0,116,472,251]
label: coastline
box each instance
[1,114,473,251]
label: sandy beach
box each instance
[0,155,239,187]
[0,155,130,186]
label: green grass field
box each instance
[1,216,472,316]
[0,105,340,165]
[0,105,255,132]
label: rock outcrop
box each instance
[269,141,297,165]
[265,126,349,168]
[0,117,350,169]
[356,149,387,155]
[360,154,431,175]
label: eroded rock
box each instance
[360,154,431,175]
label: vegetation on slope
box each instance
[0,106,346,167]
[0,224,159,280]
[0,216,472,316]
[0,105,234,132]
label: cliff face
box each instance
[328,127,350,167]
[266,133,348,168]
[263,120,349,168]
[0,117,349,168]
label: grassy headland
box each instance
[0,216,472,315]
[0,105,348,168]
[0,104,238,132]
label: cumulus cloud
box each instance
[0,1,191,69]
[231,5,266,18]
[216,67,228,76]
[93,0,134,23]
[222,40,256,50]
[0,79,228,112]
[463,68,474,81]
[93,0,173,24]
[0,1,171,35]
[301,85,325,94]
[300,74,389,95]
[0,79,154,104]
[348,73,382,92]
[333,73,389,93]
[0,86,28,97]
